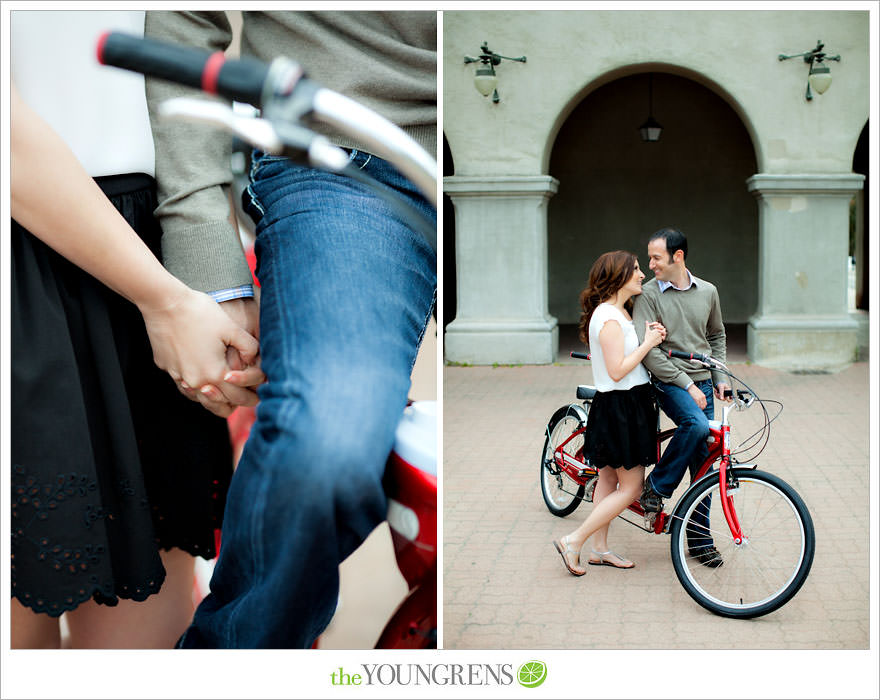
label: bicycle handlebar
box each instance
[573,346,774,457]
[97,31,273,106]
[668,349,711,363]
[96,32,438,210]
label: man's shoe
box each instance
[689,545,723,568]
[639,483,663,513]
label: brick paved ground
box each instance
[442,358,870,650]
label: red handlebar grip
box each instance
[669,349,709,362]
[201,52,226,94]
[97,31,269,106]
[96,31,111,65]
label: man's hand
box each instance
[179,362,265,418]
[140,285,262,418]
[714,382,732,403]
[218,295,260,340]
[190,295,265,416]
[687,383,707,410]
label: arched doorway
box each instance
[547,71,758,357]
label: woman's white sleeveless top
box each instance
[588,303,650,392]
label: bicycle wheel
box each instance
[540,406,587,517]
[669,469,815,619]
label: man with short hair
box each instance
[633,227,729,568]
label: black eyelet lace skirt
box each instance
[584,382,658,469]
[11,173,233,617]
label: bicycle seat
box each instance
[576,385,597,401]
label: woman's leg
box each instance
[563,466,645,557]
[11,598,61,649]
[63,548,194,648]
[586,467,618,555]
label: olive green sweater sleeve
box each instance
[144,11,436,293]
[704,283,728,386]
[144,10,252,293]
[633,277,728,388]
[633,282,693,389]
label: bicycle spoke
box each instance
[541,412,587,516]
[672,473,812,616]
[669,513,736,544]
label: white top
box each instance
[588,303,651,392]
[11,10,155,177]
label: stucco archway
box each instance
[545,70,759,356]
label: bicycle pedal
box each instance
[643,512,657,529]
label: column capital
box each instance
[746,173,865,197]
[443,175,559,198]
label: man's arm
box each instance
[632,291,691,389]
[144,10,253,295]
[706,287,728,387]
[144,11,262,414]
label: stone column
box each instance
[746,174,865,370]
[444,175,559,364]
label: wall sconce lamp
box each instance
[639,73,663,142]
[464,42,526,104]
[778,40,841,101]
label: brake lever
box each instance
[159,97,284,153]
[158,97,355,176]
[724,388,755,411]
[739,391,756,409]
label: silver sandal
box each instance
[553,536,586,576]
[588,548,635,569]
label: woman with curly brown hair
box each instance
[553,250,665,575]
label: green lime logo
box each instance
[517,660,547,688]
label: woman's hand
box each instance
[11,82,266,418]
[139,285,265,417]
[644,320,666,348]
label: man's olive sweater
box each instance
[632,275,727,389]
[144,11,436,293]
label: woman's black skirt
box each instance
[584,382,658,469]
[11,173,233,616]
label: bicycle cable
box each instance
[710,366,783,461]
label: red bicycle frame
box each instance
[551,407,743,539]
[716,409,744,544]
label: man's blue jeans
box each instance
[648,379,715,552]
[179,150,436,648]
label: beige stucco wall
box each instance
[444,10,869,176]
[444,9,868,367]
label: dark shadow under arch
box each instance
[547,72,758,356]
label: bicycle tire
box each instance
[540,405,587,517]
[669,468,815,619]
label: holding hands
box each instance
[11,81,266,419]
[141,292,266,418]
[644,320,667,348]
